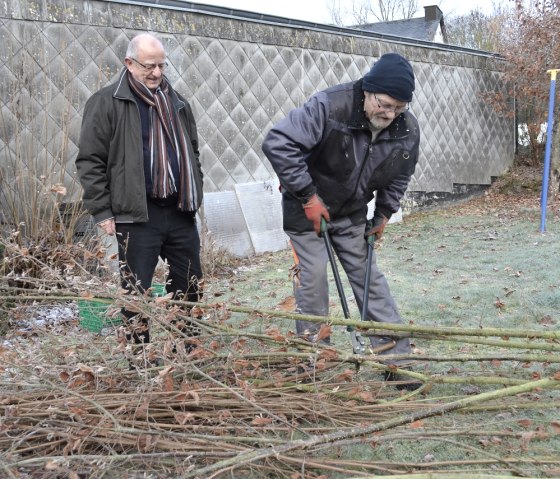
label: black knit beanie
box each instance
[362,53,415,102]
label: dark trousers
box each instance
[116,200,203,344]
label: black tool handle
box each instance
[361,234,375,321]
[321,218,350,319]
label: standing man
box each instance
[76,33,204,347]
[262,53,420,387]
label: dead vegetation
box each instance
[1,289,559,478]
[1,165,560,478]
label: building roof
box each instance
[352,5,448,43]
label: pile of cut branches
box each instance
[1,281,559,479]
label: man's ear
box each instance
[124,58,134,73]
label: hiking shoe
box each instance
[382,370,423,391]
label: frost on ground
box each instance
[2,302,81,348]
[11,303,78,330]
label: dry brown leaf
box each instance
[137,434,154,453]
[158,366,175,377]
[50,184,67,195]
[237,379,254,401]
[175,412,195,425]
[494,298,505,309]
[191,306,204,317]
[77,364,94,374]
[233,360,249,371]
[184,390,200,406]
[161,373,175,393]
[217,409,233,422]
[69,406,87,419]
[61,348,77,358]
[251,416,273,426]
[478,437,490,447]
[518,419,532,428]
[356,391,376,402]
[276,296,295,311]
[410,420,424,429]
[82,371,95,383]
[45,460,61,471]
[334,369,354,382]
[539,315,555,325]
[316,324,332,341]
[318,348,339,361]
[231,338,247,350]
[65,376,82,388]
[265,326,285,341]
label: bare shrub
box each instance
[199,217,242,279]
[0,57,109,287]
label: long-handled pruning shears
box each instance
[321,218,366,354]
[361,233,375,327]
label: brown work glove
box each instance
[365,214,389,240]
[303,193,330,235]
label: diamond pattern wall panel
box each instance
[1,0,514,209]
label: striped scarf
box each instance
[128,72,200,212]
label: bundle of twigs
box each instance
[1,282,559,478]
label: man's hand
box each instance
[365,214,388,240]
[303,193,330,235]
[97,218,116,235]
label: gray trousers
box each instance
[286,216,411,357]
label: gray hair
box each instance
[125,33,165,58]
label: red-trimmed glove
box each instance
[365,214,389,240]
[303,193,330,235]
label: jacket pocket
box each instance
[367,149,413,191]
[282,192,314,234]
[310,129,356,180]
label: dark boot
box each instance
[382,370,423,391]
[122,309,150,345]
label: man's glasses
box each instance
[130,57,168,72]
[373,93,408,114]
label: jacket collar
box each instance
[112,68,185,110]
[349,78,414,140]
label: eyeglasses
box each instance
[129,57,168,72]
[373,93,408,114]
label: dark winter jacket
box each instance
[262,79,420,232]
[75,69,203,224]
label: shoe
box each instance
[382,370,423,391]
[128,357,163,370]
[293,358,318,383]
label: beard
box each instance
[369,116,393,130]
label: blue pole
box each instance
[540,69,560,233]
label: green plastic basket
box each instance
[78,284,166,332]
[78,299,117,332]
[152,283,167,297]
